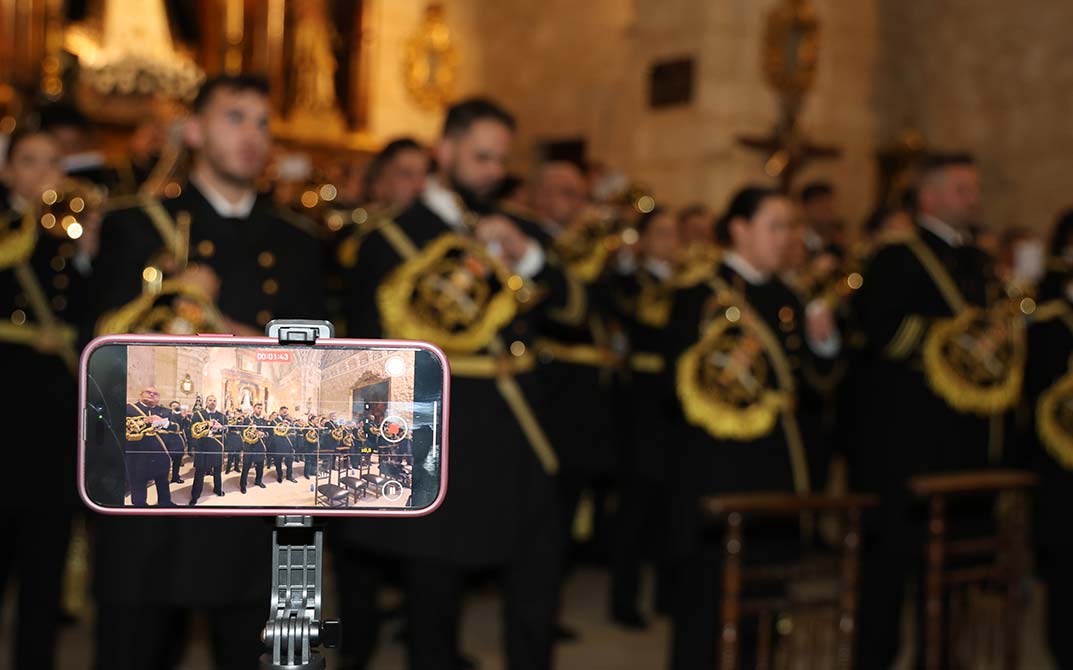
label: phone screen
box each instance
[82,339,447,515]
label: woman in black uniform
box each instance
[664,186,840,670]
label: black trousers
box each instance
[0,509,72,670]
[225,450,241,472]
[331,542,385,670]
[240,452,265,491]
[611,474,670,615]
[93,602,265,670]
[272,452,293,481]
[127,452,172,506]
[190,453,224,501]
[170,450,184,481]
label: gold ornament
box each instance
[1038,368,1073,470]
[402,3,459,110]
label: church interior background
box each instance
[2,0,1073,668]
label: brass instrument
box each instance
[305,428,319,444]
[273,420,292,437]
[125,415,155,441]
[342,431,355,448]
[190,420,211,440]
[38,178,105,240]
[242,424,263,445]
[555,206,626,283]
[96,278,227,336]
[330,426,345,441]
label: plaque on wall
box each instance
[648,57,695,109]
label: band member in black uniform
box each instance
[300,417,320,478]
[240,402,270,493]
[660,187,839,670]
[0,128,97,670]
[608,206,684,629]
[224,408,244,473]
[340,98,572,670]
[852,155,1022,669]
[1023,252,1073,669]
[125,387,176,507]
[188,394,226,505]
[160,399,187,484]
[270,405,297,483]
[89,75,326,670]
[1037,208,1073,304]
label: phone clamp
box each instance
[260,320,339,669]
[266,319,335,345]
[259,515,339,669]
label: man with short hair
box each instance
[364,137,429,211]
[341,97,572,670]
[853,154,1015,668]
[527,160,588,235]
[125,387,175,507]
[188,394,226,505]
[91,74,325,670]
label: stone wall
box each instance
[877,0,1073,233]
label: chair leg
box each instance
[924,495,947,670]
[837,507,862,670]
[721,512,744,670]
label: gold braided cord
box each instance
[376,232,517,354]
[94,279,226,336]
[0,210,39,269]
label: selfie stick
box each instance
[260,321,340,670]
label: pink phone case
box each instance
[78,333,451,518]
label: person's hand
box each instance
[174,263,221,301]
[147,415,168,427]
[77,211,103,259]
[806,303,837,344]
[474,215,532,268]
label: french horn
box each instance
[190,420,211,440]
[242,424,263,445]
[273,420,292,437]
[126,415,155,440]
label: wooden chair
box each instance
[702,493,878,670]
[907,469,1036,670]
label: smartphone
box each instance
[79,334,450,517]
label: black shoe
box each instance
[554,624,579,643]
[304,474,310,480]
[157,501,179,508]
[188,499,198,506]
[215,491,225,497]
[611,609,649,630]
[171,477,184,484]
[287,477,298,483]
[277,478,284,484]
[241,487,247,494]
[256,482,267,489]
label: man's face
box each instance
[530,164,588,229]
[253,404,263,416]
[169,401,180,412]
[140,388,160,408]
[641,212,681,265]
[921,165,981,228]
[374,149,429,209]
[732,197,794,275]
[280,408,289,419]
[185,87,271,186]
[680,212,713,246]
[436,119,512,204]
[206,396,217,411]
[2,134,64,202]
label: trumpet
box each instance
[38,178,105,241]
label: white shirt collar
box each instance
[723,251,770,285]
[7,193,29,215]
[918,214,965,248]
[62,151,107,174]
[191,175,257,219]
[421,178,466,232]
[643,258,673,281]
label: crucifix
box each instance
[737,0,841,192]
